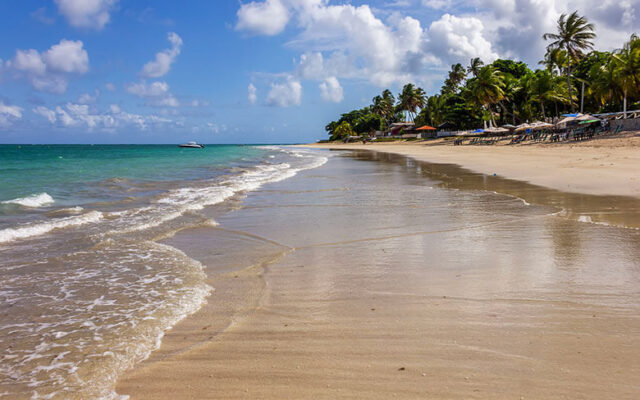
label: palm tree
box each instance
[398,83,426,122]
[589,59,619,111]
[526,70,567,119]
[466,66,505,126]
[612,34,640,117]
[467,58,484,77]
[543,11,596,112]
[371,89,396,128]
[540,47,568,76]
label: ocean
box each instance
[0,144,327,399]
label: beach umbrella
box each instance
[514,123,531,132]
[484,126,509,133]
[575,114,599,121]
[502,124,516,129]
[529,121,553,130]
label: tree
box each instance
[371,89,396,128]
[398,83,426,122]
[331,121,355,141]
[612,34,640,117]
[466,66,505,126]
[442,63,467,93]
[526,70,566,119]
[468,57,484,77]
[543,11,596,112]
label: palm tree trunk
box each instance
[566,63,574,113]
[540,100,546,120]
[623,92,627,118]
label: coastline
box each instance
[116,148,640,399]
[300,131,640,199]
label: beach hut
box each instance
[416,125,437,139]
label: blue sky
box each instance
[0,0,637,144]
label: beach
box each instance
[306,131,640,198]
[116,146,640,399]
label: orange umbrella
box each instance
[416,125,436,130]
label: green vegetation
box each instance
[325,12,640,141]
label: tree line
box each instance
[326,12,640,141]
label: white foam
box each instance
[110,152,327,235]
[0,211,103,244]
[2,193,54,208]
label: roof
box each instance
[416,125,436,130]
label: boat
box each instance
[178,141,205,148]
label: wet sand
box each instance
[305,132,640,198]
[117,150,640,399]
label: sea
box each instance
[0,144,327,399]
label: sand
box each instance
[116,149,640,399]
[305,131,640,198]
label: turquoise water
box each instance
[0,145,266,205]
[0,144,328,398]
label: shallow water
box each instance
[116,148,640,399]
[0,145,327,399]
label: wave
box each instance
[111,151,328,235]
[0,211,104,244]
[2,192,54,208]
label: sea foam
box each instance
[0,211,103,244]
[2,192,54,207]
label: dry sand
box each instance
[305,131,640,198]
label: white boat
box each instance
[178,141,205,148]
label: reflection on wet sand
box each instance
[118,149,640,399]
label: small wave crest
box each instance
[0,211,103,244]
[2,192,54,208]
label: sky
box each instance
[0,0,638,144]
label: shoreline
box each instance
[114,149,640,399]
[299,131,640,199]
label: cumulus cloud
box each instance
[78,90,99,104]
[5,40,89,93]
[54,0,117,30]
[126,81,179,107]
[425,14,499,65]
[248,83,258,104]
[319,77,343,103]
[140,32,183,79]
[32,103,173,130]
[236,0,639,93]
[0,102,23,128]
[266,78,302,107]
[236,0,290,35]
[126,81,168,96]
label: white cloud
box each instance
[104,82,116,91]
[6,40,89,93]
[32,103,173,131]
[266,78,302,107]
[237,0,640,92]
[126,81,179,107]
[43,40,89,74]
[248,83,258,104]
[319,76,343,103]
[425,14,498,65]
[422,0,452,9]
[78,89,99,104]
[236,0,290,35]
[0,102,23,128]
[54,0,117,30]
[33,106,57,123]
[140,32,183,79]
